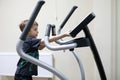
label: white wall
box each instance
[117,0,120,79]
[0,0,113,80]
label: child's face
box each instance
[28,25,39,38]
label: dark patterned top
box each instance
[15,37,41,76]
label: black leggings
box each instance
[14,74,32,80]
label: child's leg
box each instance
[14,74,32,80]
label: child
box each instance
[14,20,70,80]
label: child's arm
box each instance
[38,32,70,50]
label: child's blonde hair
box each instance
[19,20,38,31]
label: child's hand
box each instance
[64,30,71,37]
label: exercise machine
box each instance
[16,0,107,80]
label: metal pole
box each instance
[83,26,107,80]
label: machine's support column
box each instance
[83,26,107,80]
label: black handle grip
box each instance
[58,6,78,33]
[52,25,56,36]
[62,37,90,47]
[20,0,45,41]
[70,12,95,37]
[45,24,53,37]
[74,38,90,47]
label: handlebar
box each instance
[70,12,95,37]
[58,6,78,34]
[45,24,77,50]
[52,13,95,44]
[45,24,91,50]
[20,0,45,41]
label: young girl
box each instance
[14,20,70,80]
